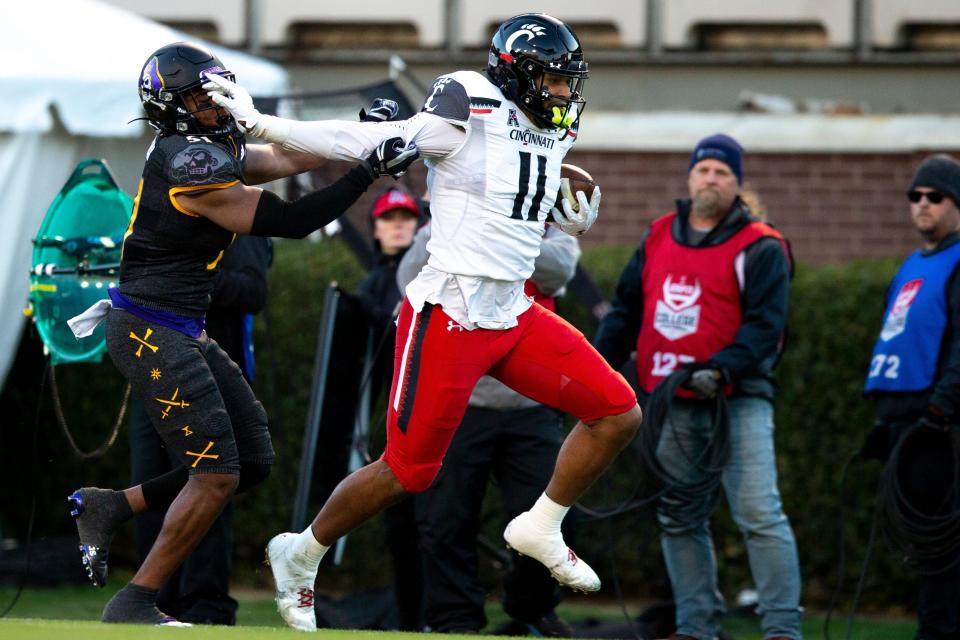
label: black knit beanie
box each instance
[688,133,744,184]
[909,154,960,206]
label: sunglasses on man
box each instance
[907,190,947,204]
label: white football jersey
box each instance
[421,71,577,281]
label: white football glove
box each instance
[549,185,601,236]
[203,73,290,143]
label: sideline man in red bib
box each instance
[594,134,802,640]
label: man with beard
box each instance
[594,134,802,640]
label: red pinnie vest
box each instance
[636,212,785,394]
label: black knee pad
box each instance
[236,460,272,494]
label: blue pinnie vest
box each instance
[865,241,960,393]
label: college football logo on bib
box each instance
[880,278,922,341]
[654,275,702,341]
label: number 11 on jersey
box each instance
[511,151,548,222]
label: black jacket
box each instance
[342,247,410,397]
[206,235,272,380]
[355,248,408,330]
[594,197,792,400]
[872,232,960,425]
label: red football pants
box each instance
[383,299,636,492]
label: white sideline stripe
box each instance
[393,310,419,411]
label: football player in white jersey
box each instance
[205,14,642,631]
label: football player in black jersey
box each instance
[67,41,418,626]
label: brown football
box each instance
[557,163,596,212]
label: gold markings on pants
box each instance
[156,387,190,420]
[150,368,162,381]
[186,441,219,468]
[181,425,193,437]
[129,328,159,358]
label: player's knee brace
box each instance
[236,460,272,494]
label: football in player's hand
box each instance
[557,163,596,213]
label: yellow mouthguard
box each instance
[551,106,574,128]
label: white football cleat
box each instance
[266,533,318,631]
[504,512,601,593]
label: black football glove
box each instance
[359,98,400,123]
[361,137,419,180]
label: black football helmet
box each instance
[487,14,588,131]
[139,42,236,136]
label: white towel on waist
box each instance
[67,298,113,338]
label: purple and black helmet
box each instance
[139,42,236,136]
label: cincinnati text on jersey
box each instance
[509,128,557,150]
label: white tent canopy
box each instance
[2,0,286,137]
[0,0,289,387]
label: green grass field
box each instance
[0,582,917,639]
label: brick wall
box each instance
[566,149,936,265]
[313,150,943,265]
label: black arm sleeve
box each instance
[593,233,648,371]
[928,265,960,416]
[709,236,791,379]
[250,165,373,239]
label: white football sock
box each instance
[291,527,328,569]
[526,493,570,537]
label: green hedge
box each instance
[0,239,912,607]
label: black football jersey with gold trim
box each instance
[119,132,245,315]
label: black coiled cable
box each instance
[878,421,960,573]
[575,368,731,524]
[638,368,731,533]
[570,369,732,639]
[823,450,881,640]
